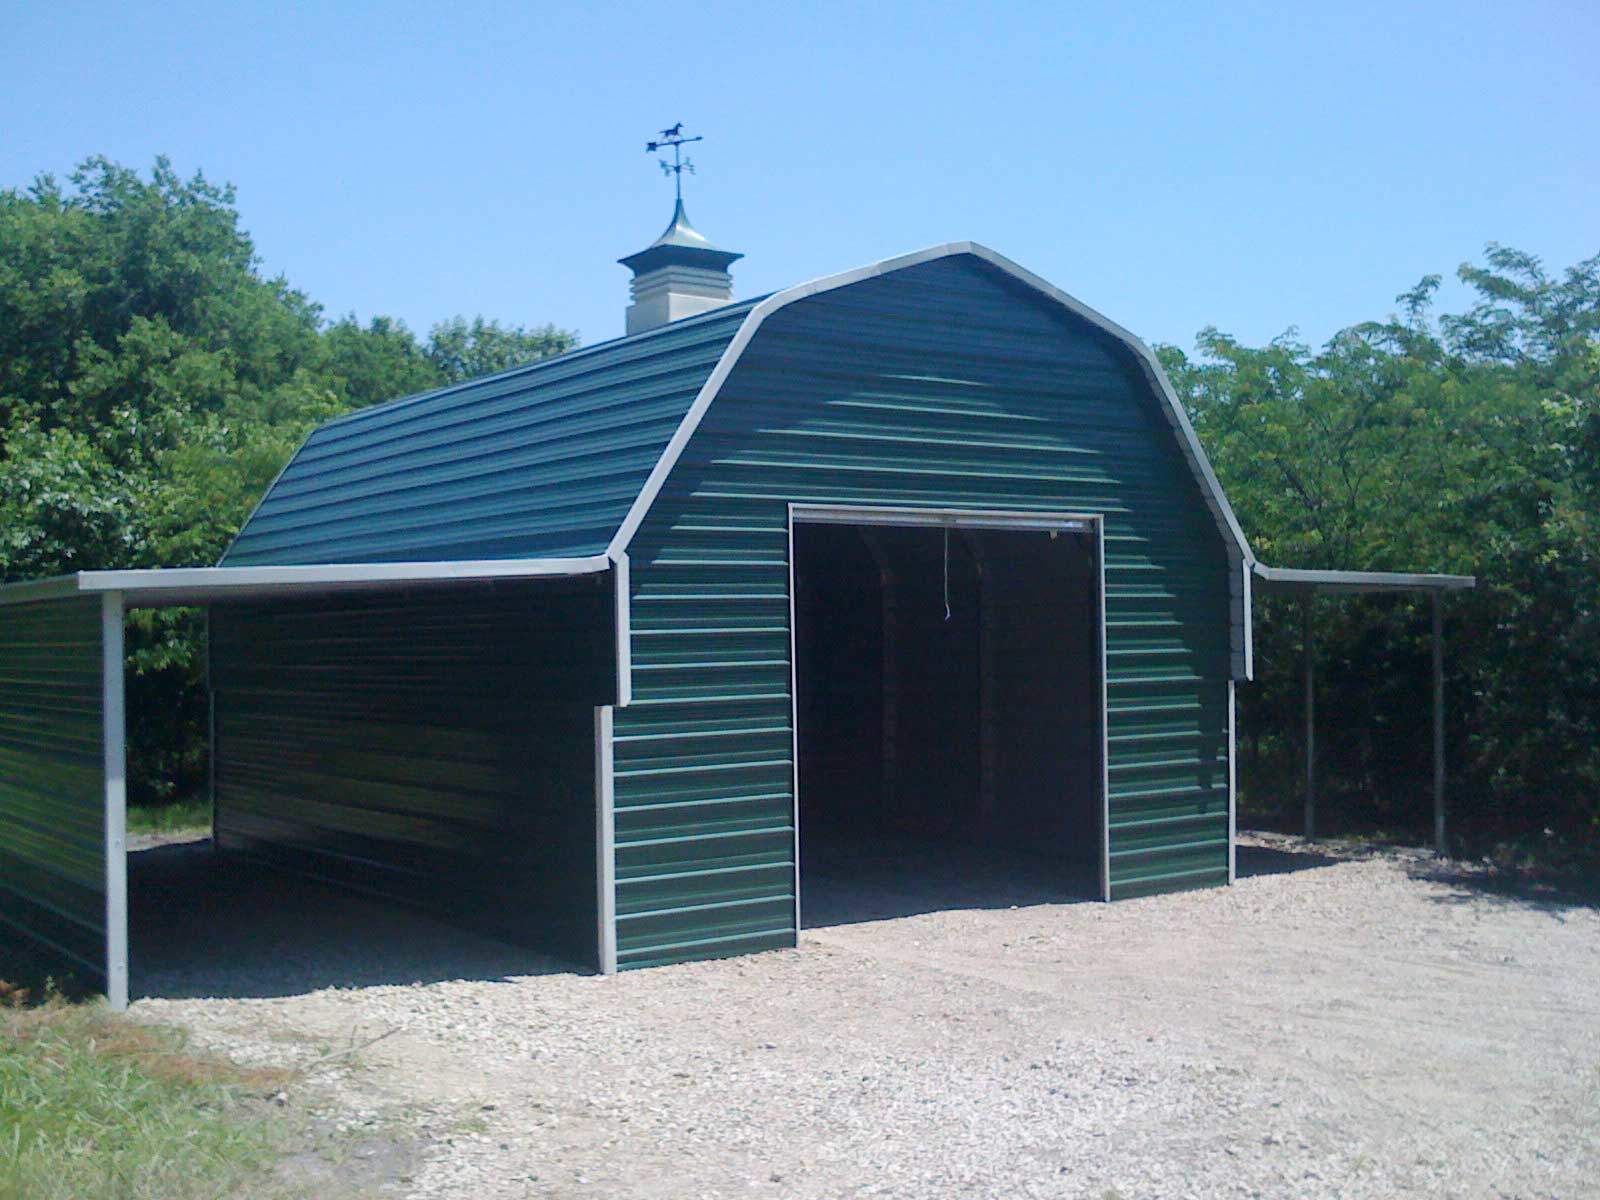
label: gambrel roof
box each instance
[224,243,1257,675]
[224,297,763,565]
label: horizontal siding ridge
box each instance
[614,757,792,781]
[615,893,795,924]
[616,824,794,851]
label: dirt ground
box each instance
[131,834,1600,1199]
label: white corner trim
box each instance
[594,705,618,975]
[784,506,803,944]
[1096,519,1112,903]
[609,551,632,708]
[1242,556,1255,682]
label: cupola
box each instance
[618,198,743,334]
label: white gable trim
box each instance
[606,241,1257,679]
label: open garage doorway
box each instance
[790,508,1107,928]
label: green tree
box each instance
[0,156,577,805]
[1162,245,1600,856]
[321,315,441,408]
[424,316,576,383]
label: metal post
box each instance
[101,592,128,1012]
[1303,595,1316,840]
[1432,592,1446,857]
[1227,680,1237,884]
[593,705,617,975]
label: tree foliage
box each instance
[0,157,576,803]
[2,156,1594,856]
[1160,245,1600,854]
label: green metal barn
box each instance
[0,221,1472,1008]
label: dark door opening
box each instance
[792,519,1103,927]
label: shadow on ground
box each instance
[1411,861,1600,916]
[1234,841,1345,879]
[130,841,573,1002]
[1240,827,1600,915]
[800,835,1099,929]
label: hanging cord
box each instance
[942,525,952,622]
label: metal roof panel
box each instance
[223,301,761,565]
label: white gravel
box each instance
[135,834,1600,1199]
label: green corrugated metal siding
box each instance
[0,597,106,983]
[210,581,611,964]
[616,255,1232,967]
[213,246,1238,973]
[223,303,758,566]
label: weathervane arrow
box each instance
[645,122,704,202]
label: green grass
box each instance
[0,997,296,1200]
[126,795,212,836]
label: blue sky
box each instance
[4,0,1595,352]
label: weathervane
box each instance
[645,122,703,202]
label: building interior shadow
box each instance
[799,832,1098,929]
[129,840,574,1002]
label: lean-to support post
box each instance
[101,592,128,1012]
[1432,592,1446,857]
[1227,680,1238,884]
[1302,595,1316,840]
[594,706,617,975]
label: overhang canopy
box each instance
[1251,561,1477,858]
[1252,564,1476,596]
[0,556,611,609]
[0,552,627,1011]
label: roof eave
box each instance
[0,557,613,609]
[1252,564,1478,594]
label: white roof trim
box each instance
[0,556,611,608]
[606,240,1259,679]
[606,241,1257,573]
[791,503,1096,532]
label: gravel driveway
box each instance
[134,835,1600,1199]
